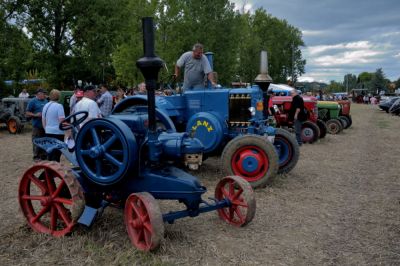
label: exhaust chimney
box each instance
[254,51,273,91]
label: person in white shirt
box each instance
[74,85,102,126]
[18,88,29,98]
[42,89,65,162]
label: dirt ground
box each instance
[0,103,399,266]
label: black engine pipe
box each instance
[136,17,164,133]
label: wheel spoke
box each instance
[80,149,91,156]
[130,201,141,218]
[31,205,50,224]
[103,135,117,150]
[44,169,56,194]
[91,128,100,146]
[50,206,58,231]
[95,160,102,177]
[21,195,46,201]
[143,224,152,247]
[28,173,47,193]
[234,207,245,222]
[143,220,152,233]
[231,198,248,208]
[229,181,235,196]
[109,150,124,156]
[54,197,73,205]
[220,187,230,199]
[232,187,244,201]
[229,206,235,220]
[104,152,122,167]
[52,179,66,198]
[55,203,72,226]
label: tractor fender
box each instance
[186,112,227,154]
[112,95,181,117]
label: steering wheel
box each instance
[59,111,89,130]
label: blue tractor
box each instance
[17,17,256,251]
[112,52,300,189]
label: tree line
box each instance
[324,68,400,95]
[0,0,306,96]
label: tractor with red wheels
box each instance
[113,51,300,189]
[17,17,256,252]
[271,95,327,144]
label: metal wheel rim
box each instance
[231,146,269,182]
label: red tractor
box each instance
[272,96,327,143]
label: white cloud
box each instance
[381,31,400,37]
[297,76,315,82]
[395,52,400,58]
[307,41,372,55]
[313,49,385,67]
[302,30,325,37]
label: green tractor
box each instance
[317,101,345,134]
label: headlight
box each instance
[248,106,256,116]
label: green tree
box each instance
[112,0,158,86]
[370,68,387,94]
[343,73,357,92]
[326,80,344,93]
[236,8,305,84]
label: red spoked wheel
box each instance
[215,176,256,227]
[124,192,164,251]
[18,161,85,237]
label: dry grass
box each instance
[0,104,400,265]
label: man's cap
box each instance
[82,85,96,92]
[36,88,47,94]
[75,90,84,97]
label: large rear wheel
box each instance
[221,135,279,189]
[18,161,85,237]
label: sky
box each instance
[230,0,400,83]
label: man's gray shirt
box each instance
[176,51,212,89]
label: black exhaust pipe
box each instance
[136,17,164,133]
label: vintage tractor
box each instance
[336,99,352,128]
[17,17,256,251]
[113,51,299,189]
[317,101,345,134]
[0,97,30,134]
[272,95,327,143]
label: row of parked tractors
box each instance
[271,93,352,143]
[16,18,351,251]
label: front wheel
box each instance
[326,119,342,134]
[215,176,256,227]
[124,192,164,251]
[221,135,279,189]
[274,128,299,174]
[301,121,320,143]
